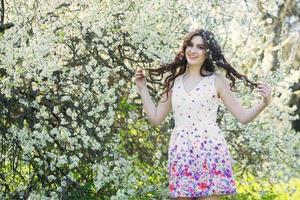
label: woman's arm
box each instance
[134,68,172,126]
[215,72,272,124]
[138,86,172,126]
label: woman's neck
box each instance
[185,64,209,77]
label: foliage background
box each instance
[0,0,299,199]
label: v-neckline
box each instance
[181,73,210,94]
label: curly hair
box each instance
[145,28,258,102]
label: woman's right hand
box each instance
[134,68,147,91]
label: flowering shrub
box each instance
[0,0,299,199]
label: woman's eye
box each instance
[187,43,204,49]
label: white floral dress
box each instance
[168,72,237,198]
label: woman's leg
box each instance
[196,195,220,200]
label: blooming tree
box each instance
[0,0,299,199]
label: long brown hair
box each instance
[145,29,258,102]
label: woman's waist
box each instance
[171,123,225,142]
[173,122,221,132]
[172,124,222,134]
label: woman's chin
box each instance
[187,60,200,65]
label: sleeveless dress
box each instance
[168,72,237,198]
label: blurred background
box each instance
[0,0,299,199]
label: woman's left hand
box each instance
[257,82,272,106]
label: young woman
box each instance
[134,29,272,200]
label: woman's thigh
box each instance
[196,195,221,200]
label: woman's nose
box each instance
[191,46,198,52]
[190,48,197,54]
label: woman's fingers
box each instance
[257,81,272,105]
[257,82,272,105]
[259,87,268,94]
[134,69,145,81]
[135,72,144,77]
[258,83,271,92]
[258,89,266,97]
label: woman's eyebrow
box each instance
[189,42,205,46]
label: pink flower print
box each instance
[171,165,176,172]
[184,171,189,176]
[183,166,192,177]
[213,170,222,176]
[198,182,208,190]
[212,162,217,169]
[169,183,175,192]
[202,162,208,170]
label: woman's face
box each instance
[185,35,207,66]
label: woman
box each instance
[134,29,272,200]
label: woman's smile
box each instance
[188,54,198,59]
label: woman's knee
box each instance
[196,195,220,200]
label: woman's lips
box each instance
[188,55,198,59]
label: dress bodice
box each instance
[171,72,221,132]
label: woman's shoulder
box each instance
[214,71,221,77]
[175,73,184,81]
[169,74,182,86]
[168,74,182,92]
[214,71,230,92]
[214,71,229,83]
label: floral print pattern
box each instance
[168,72,237,198]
